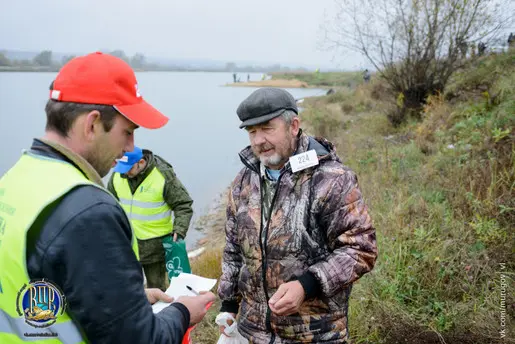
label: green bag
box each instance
[162,236,191,280]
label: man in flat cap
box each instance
[217,87,378,343]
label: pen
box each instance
[186,285,199,296]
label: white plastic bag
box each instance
[215,313,249,344]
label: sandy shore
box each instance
[224,79,310,88]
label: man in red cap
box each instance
[0,52,215,343]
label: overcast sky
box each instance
[0,0,368,70]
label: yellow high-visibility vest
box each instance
[113,167,173,240]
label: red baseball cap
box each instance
[49,52,168,129]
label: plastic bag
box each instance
[162,236,191,280]
[215,313,249,344]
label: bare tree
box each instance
[323,0,513,124]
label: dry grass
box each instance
[189,248,224,344]
[188,192,228,343]
[415,92,453,154]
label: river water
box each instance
[0,71,324,248]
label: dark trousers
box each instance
[138,236,168,292]
[142,261,167,291]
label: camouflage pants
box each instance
[138,236,168,292]
[142,261,167,291]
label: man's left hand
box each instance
[173,232,178,242]
[145,288,173,305]
[268,281,305,316]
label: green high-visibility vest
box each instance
[113,167,173,240]
[0,151,139,343]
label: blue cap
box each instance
[113,146,143,174]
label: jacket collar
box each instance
[36,138,104,187]
[125,149,156,184]
[238,129,335,175]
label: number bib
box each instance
[289,150,319,173]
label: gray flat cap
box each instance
[237,88,298,128]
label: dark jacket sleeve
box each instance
[308,171,378,298]
[27,186,190,344]
[106,173,119,200]
[158,160,193,239]
[217,180,243,314]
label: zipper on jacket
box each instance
[259,173,283,341]
[130,192,135,220]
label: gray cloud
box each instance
[0,0,365,69]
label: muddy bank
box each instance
[189,187,229,253]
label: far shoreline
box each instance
[0,66,312,75]
[223,79,329,89]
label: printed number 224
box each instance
[298,155,310,164]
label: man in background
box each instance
[108,146,193,291]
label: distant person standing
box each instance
[363,69,371,83]
[478,42,487,56]
[247,74,250,82]
[233,73,237,83]
[508,33,514,50]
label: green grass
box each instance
[445,52,515,99]
[299,50,514,344]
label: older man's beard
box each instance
[259,152,283,167]
[253,140,293,168]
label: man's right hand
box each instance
[175,292,216,326]
[218,313,237,336]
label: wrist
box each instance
[170,302,190,328]
[292,271,321,299]
[220,300,240,314]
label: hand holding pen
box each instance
[175,286,216,326]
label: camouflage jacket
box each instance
[107,150,193,239]
[218,133,377,343]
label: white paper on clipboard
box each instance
[152,273,217,314]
